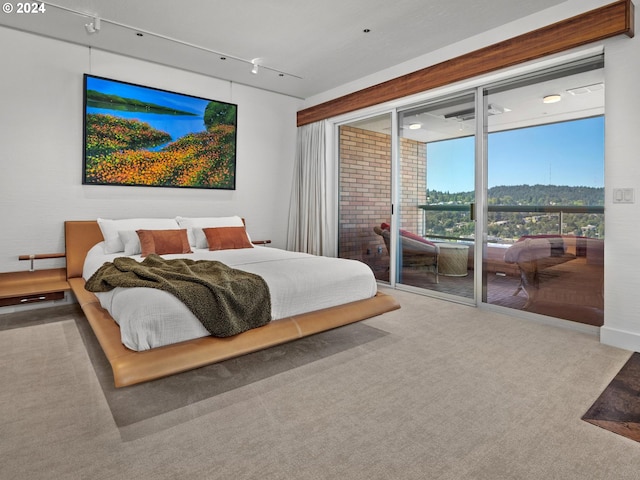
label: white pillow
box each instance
[175,216,247,248]
[118,230,142,255]
[97,218,180,253]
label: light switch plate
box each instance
[613,188,634,204]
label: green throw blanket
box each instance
[85,254,271,337]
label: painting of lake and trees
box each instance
[83,74,237,189]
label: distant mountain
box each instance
[427,184,604,206]
[424,184,605,240]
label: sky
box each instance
[85,75,211,116]
[425,116,605,192]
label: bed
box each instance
[65,219,400,387]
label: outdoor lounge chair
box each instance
[374,225,439,283]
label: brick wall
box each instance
[338,125,426,263]
[399,139,427,236]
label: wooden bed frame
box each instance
[64,221,400,388]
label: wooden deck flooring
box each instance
[365,255,603,326]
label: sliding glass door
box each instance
[337,55,605,327]
[481,56,605,326]
[337,113,393,283]
[397,94,476,300]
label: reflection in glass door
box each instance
[337,114,393,283]
[336,55,604,329]
[397,93,476,300]
[481,56,605,326]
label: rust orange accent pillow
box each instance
[136,229,193,257]
[203,226,254,251]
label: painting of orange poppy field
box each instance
[83,74,237,189]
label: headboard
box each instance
[64,218,250,279]
[64,221,104,279]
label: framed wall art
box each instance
[83,74,237,189]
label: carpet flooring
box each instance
[1,288,639,479]
[79,316,389,428]
[582,352,640,442]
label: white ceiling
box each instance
[1,0,565,99]
[349,61,604,142]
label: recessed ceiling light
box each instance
[543,94,562,104]
[409,123,421,130]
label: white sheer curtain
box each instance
[286,121,334,256]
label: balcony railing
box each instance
[418,204,604,240]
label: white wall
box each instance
[304,0,640,353]
[0,28,301,279]
[599,27,640,352]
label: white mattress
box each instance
[83,243,378,351]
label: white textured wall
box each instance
[599,27,640,352]
[0,28,301,278]
[304,0,640,353]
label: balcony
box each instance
[407,204,605,326]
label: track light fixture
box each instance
[251,58,261,75]
[85,16,101,34]
[46,2,302,78]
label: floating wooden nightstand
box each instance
[0,253,70,307]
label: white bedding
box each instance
[83,243,378,351]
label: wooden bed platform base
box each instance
[65,221,400,388]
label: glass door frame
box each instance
[475,87,488,307]
[333,110,396,285]
[393,90,481,306]
[331,47,604,312]
[333,94,485,306]
[477,55,605,323]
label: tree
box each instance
[204,102,237,130]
